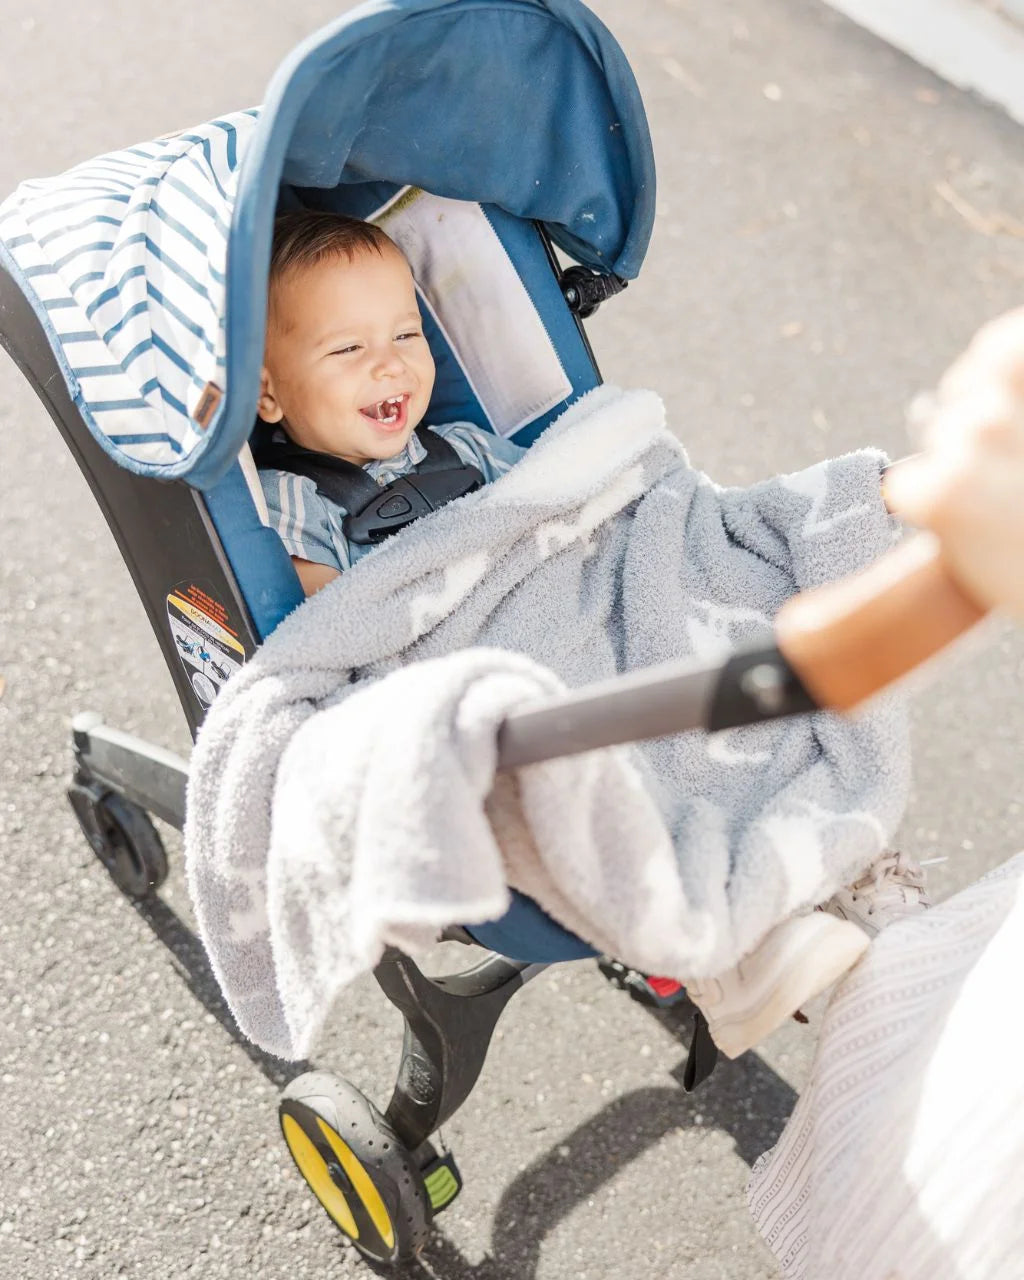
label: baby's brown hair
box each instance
[271,209,394,275]
[268,210,396,326]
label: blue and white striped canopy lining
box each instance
[0,112,585,478]
[0,111,257,473]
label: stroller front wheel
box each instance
[280,1071,432,1266]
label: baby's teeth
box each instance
[368,394,402,421]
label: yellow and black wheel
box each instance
[280,1071,431,1266]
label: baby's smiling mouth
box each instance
[359,393,408,425]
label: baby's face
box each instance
[259,244,435,465]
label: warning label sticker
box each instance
[166,582,246,706]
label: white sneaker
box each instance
[822,850,931,938]
[685,913,870,1060]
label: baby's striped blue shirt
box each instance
[259,421,525,572]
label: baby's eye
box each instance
[396,330,423,342]
[331,344,361,356]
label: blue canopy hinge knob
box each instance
[559,266,628,319]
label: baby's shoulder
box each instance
[257,465,334,515]
[427,420,526,478]
[427,419,480,443]
[257,463,320,495]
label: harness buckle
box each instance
[342,465,484,544]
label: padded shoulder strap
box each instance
[252,425,466,513]
[252,438,380,509]
[415,425,463,473]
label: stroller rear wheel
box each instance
[67,782,169,899]
[280,1071,432,1265]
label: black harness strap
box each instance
[254,425,485,546]
[253,435,381,507]
[415,425,468,474]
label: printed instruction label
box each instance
[166,582,246,706]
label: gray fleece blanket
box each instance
[184,385,909,1060]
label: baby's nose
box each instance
[373,349,406,376]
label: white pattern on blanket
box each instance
[184,386,910,1059]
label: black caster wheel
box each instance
[67,782,169,898]
[280,1071,433,1266]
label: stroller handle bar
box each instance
[496,534,987,770]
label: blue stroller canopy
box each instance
[0,0,655,489]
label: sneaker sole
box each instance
[707,918,870,1059]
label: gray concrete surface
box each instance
[1,1,1023,1277]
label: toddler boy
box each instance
[257,209,524,597]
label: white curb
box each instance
[821,0,1024,127]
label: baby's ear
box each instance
[257,367,284,423]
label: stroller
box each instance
[0,0,975,1266]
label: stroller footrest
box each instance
[420,1151,463,1215]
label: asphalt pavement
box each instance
[2,1,1023,1277]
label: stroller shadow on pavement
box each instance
[409,1005,799,1280]
[129,890,798,1279]
[129,893,312,1087]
